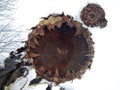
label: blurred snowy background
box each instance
[0,0,120,90]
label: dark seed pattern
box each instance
[80,3,107,28]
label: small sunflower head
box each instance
[80,3,107,28]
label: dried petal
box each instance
[47,24,55,30]
[65,70,71,78]
[54,68,59,77]
[55,21,62,28]
[47,71,51,76]
[34,37,39,45]
[38,66,45,73]
[28,52,40,58]
[37,28,45,36]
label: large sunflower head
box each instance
[25,13,94,84]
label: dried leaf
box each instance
[29,77,42,85]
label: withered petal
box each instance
[37,28,45,36]
[54,68,59,77]
[28,52,40,58]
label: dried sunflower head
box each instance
[25,13,94,84]
[80,3,107,28]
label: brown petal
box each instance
[65,70,71,78]
[31,29,37,35]
[37,28,45,36]
[47,70,51,76]
[63,16,69,22]
[47,24,54,30]
[55,21,62,28]
[29,42,36,48]
[34,37,39,45]
[77,71,81,79]
[24,53,30,59]
[67,20,74,27]
[54,68,59,77]
[38,66,45,73]
[74,21,82,36]
[29,52,40,58]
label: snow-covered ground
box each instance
[1,0,120,90]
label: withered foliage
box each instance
[0,52,30,90]
[29,77,42,85]
[24,13,94,84]
[80,3,107,28]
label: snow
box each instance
[1,0,120,90]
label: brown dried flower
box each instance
[80,3,107,28]
[25,13,94,84]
